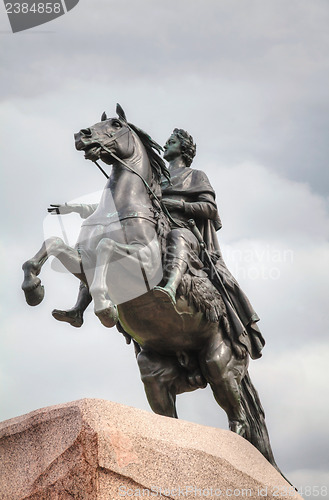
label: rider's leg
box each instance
[137,349,197,418]
[52,281,92,328]
[154,228,201,304]
[22,237,84,306]
[199,329,249,437]
[161,258,187,303]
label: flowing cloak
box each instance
[161,166,265,360]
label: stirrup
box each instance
[52,309,83,328]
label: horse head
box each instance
[75,104,134,164]
[75,104,170,185]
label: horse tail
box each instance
[240,371,294,486]
[241,371,278,467]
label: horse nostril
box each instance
[80,128,92,136]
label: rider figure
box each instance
[154,128,222,304]
[158,128,264,360]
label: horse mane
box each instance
[128,123,171,184]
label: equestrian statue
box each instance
[22,104,289,481]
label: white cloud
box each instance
[209,162,329,244]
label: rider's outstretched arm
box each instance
[47,203,98,219]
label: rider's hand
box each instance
[47,203,78,215]
[162,199,184,211]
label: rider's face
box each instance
[163,135,182,162]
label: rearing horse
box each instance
[22,105,281,476]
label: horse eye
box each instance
[112,120,121,127]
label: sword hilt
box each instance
[188,219,206,249]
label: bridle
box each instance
[89,122,184,228]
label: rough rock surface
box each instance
[0,399,301,499]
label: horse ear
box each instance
[116,103,127,123]
[101,112,107,121]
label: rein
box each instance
[93,138,185,229]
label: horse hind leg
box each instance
[200,333,288,479]
[199,333,250,439]
[22,237,83,306]
[137,349,198,418]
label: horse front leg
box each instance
[89,238,119,328]
[22,237,83,306]
[90,237,149,328]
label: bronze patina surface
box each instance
[22,104,289,482]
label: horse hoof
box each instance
[22,277,45,306]
[229,420,249,438]
[95,305,118,328]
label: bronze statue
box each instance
[22,104,289,481]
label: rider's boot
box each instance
[52,282,92,328]
[154,257,187,305]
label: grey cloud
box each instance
[1,0,329,488]
[2,0,329,94]
[1,1,329,194]
[249,344,329,473]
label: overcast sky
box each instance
[1,0,329,494]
